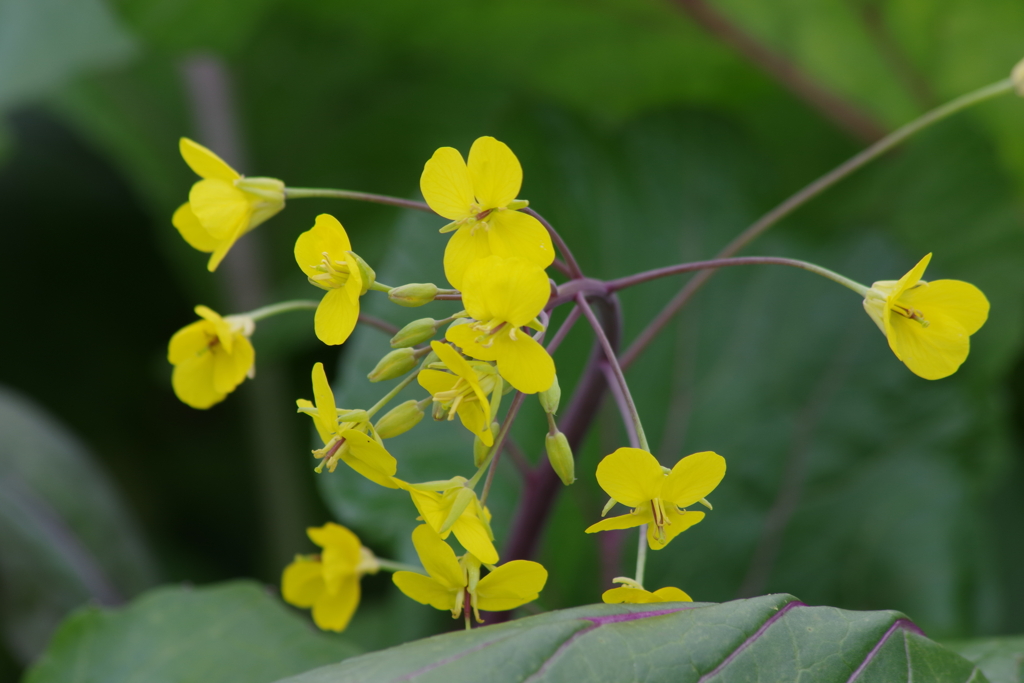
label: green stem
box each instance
[374,558,422,573]
[366,371,421,419]
[478,391,527,505]
[635,531,648,588]
[245,299,318,321]
[285,187,432,213]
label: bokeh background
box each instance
[2,0,1024,679]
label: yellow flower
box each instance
[407,478,498,564]
[172,138,284,272]
[420,136,554,289]
[445,255,555,394]
[586,448,725,550]
[297,362,402,488]
[294,214,373,346]
[168,305,255,409]
[392,525,547,622]
[281,522,379,632]
[419,341,503,447]
[862,254,989,380]
[601,578,692,604]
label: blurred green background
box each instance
[2,0,1024,679]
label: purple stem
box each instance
[606,256,839,293]
[600,362,639,449]
[545,306,582,355]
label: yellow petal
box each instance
[338,449,403,489]
[443,224,492,290]
[595,448,664,507]
[204,220,246,272]
[418,369,459,396]
[475,560,547,612]
[456,401,491,447]
[651,586,692,602]
[647,508,704,550]
[308,522,360,553]
[281,556,325,608]
[189,178,251,240]
[393,571,457,611]
[585,508,653,534]
[211,336,254,394]
[887,311,970,380]
[411,524,466,590]
[179,137,239,182]
[662,451,726,508]
[172,203,218,253]
[421,147,474,220]
[446,324,498,362]
[311,575,360,632]
[409,490,450,534]
[451,515,498,565]
[168,320,213,365]
[294,214,353,278]
[902,279,989,336]
[171,354,224,409]
[601,587,655,604]
[311,363,338,427]
[888,253,932,304]
[491,333,554,395]
[315,287,360,346]
[343,252,364,301]
[431,342,490,420]
[464,256,550,327]
[486,210,555,271]
[340,429,398,478]
[467,136,522,209]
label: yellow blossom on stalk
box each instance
[172,138,284,272]
[281,522,379,632]
[407,478,498,564]
[392,525,547,622]
[446,255,555,394]
[601,578,692,604]
[862,254,989,380]
[419,341,503,447]
[168,305,255,409]
[297,362,402,487]
[586,448,725,550]
[420,136,554,289]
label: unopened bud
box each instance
[337,409,369,423]
[390,317,438,348]
[474,422,499,467]
[388,283,438,308]
[367,348,417,382]
[1014,56,1024,96]
[539,375,561,415]
[506,199,529,211]
[545,431,575,486]
[374,400,424,439]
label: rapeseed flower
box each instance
[446,255,555,394]
[419,341,503,447]
[862,254,989,380]
[602,578,692,604]
[407,478,498,564]
[173,138,284,272]
[586,448,725,550]
[281,522,379,632]
[420,136,554,289]
[392,525,547,622]
[168,305,254,409]
[295,214,374,346]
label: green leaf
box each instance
[946,636,1024,683]
[0,0,135,110]
[24,581,358,683]
[0,386,157,663]
[274,595,983,682]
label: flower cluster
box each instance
[165,123,992,631]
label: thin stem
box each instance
[285,187,433,213]
[479,391,527,506]
[622,77,1014,370]
[358,313,400,336]
[576,294,649,452]
[608,256,869,297]
[374,558,422,573]
[246,299,318,321]
[635,532,648,588]
[503,437,532,478]
[600,362,640,449]
[464,605,472,630]
[545,306,582,355]
[366,371,420,419]
[524,208,584,279]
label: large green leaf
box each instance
[276,594,982,682]
[24,581,358,683]
[947,636,1024,683]
[0,386,157,663]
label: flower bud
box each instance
[538,374,561,415]
[337,409,369,423]
[1014,56,1024,96]
[545,431,575,486]
[474,421,499,467]
[390,317,438,348]
[367,348,417,382]
[388,283,438,308]
[374,400,425,439]
[506,199,529,211]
